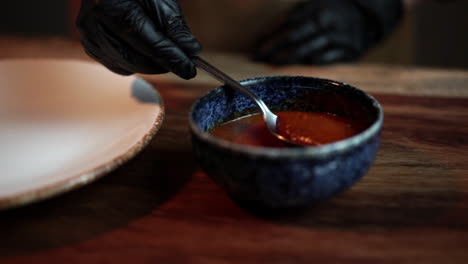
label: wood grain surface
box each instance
[0,37,467,263]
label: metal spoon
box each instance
[192,56,295,145]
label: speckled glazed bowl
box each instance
[189,76,383,208]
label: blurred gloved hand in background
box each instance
[76,0,201,79]
[253,0,403,65]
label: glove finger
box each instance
[269,30,362,65]
[95,22,171,75]
[303,33,361,63]
[261,1,320,37]
[81,40,133,75]
[78,10,136,75]
[260,28,329,65]
[81,22,170,75]
[145,0,201,56]
[306,48,356,65]
[254,20,320,63]
[101,12,196,80]
[165,15,202,57]
[253,3,317,60]
[79,22,134,75]
[284,1,325,25]
[139,0,202,56]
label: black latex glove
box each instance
[77,0,201,79]
[253,0,403,65]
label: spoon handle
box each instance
[192,56,273,117]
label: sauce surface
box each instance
[211,111,365,147]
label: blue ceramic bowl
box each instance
[189,76,383,208]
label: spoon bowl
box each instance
[193,56,296,145]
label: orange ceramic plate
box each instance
[0,59,164,210]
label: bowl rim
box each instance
[189,75,383,158]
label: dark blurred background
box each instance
[413,1,468,68]
[0,1,69,36]
[0,0,467,69]
[361,0,468,69]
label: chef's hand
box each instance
[253,0,403,65]
[76,0,201,79]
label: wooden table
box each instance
[1,37,467,263]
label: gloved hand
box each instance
[76,0,201,79]
[253,0,403,65]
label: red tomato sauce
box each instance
[210,111,366,147]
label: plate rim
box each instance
[0,59,165,210]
